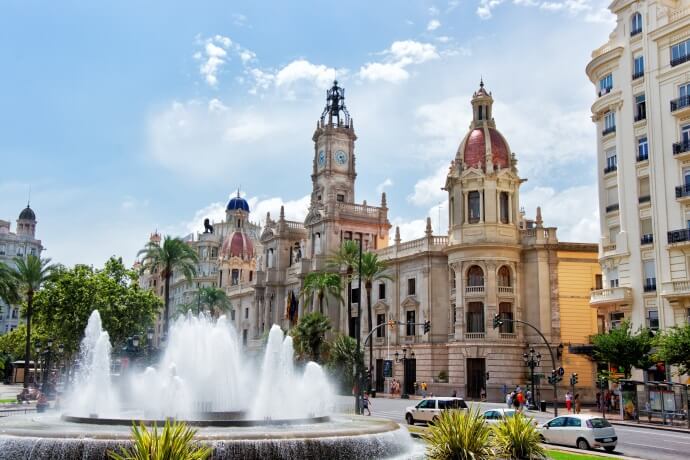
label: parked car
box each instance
[405,397,468,425]
[538,414,617,452]
[482,408,517,424]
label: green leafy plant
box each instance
[108,420,212,460]
[591,320,653,378]
[290,311,332,362]
[300,271,343,315]
[326,334,362,393]
[492,412,546,459]
[423,406,493,460]
[654,324,690,376]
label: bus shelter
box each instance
[618,379,689,428]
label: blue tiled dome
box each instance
[18,205,36,221]
[227,195,250,213]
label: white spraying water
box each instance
[66,311,334,420]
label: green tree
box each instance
[198,286,233,317]
[32,257,162,354]
[0,261,19,306]
[654,324,690,376]
[290,311,332,362]
[357,251,393,386]
[326,334,362,394]
[0,324,48,380]
[9,255,56,388]
[138,236,198,334]
[300,271,343,315]
[591,320,654,379]
[327,240,360,337]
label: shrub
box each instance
[423,406,493,460]
[492,412,546,459]
[108,419,212,460]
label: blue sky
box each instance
[0,0,614,267]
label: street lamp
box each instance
[523,346,541,410]
[394,348,415,399]
[41,339,56,394]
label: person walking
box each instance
[574,393,582,414]
[421,381,427,398]
[565,391,573,413]
[506,391,513,408]
[363,392,372,416]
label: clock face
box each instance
[318,150,326,167]
[335,150,347,165]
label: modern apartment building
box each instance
[587,0,690,378]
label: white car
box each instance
[482,408,517,424]
[538,414,617,452]
[405,397,468,425]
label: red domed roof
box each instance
[461,127,509,170]
[221,232,254,260]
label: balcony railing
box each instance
[603,164,617,174]
[499,332,516,340]
[644,279,657,292]
[605,203,619,213]
[602,126,616,136]
[637,152,648,161]
[668,228,690,244]
[598,87,612,97]
[671,54,690,67]
[631,28,642,37]
[497,286,514,295]
[632,70,644,80]
[638,195,651,204]
[673,140,690,155]
[676,184,690,198]
[465,285,485,295]
[464,332,485,340]
[640,234,653,245]
[671,95,690,112]
[634,111,646,122]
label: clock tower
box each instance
[311,81,357,205]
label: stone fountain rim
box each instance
[60,413,331,428]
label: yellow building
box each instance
[557,244,601,401]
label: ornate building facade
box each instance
[0,204,43,334]
[140,81,599,399]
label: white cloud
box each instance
[359,40,439,83]
[275,59,335,89]
[232,13,248,27]
[408,165,448,206]
[427,19,442,31]
[376,178,393,195]
[477,0,504,19]
[195,35,232,87]
[477,0,615,22]
[428,6,440,15]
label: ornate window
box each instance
[467,265,484,287]
[631,12,642,36]
[498,302,513,333]
[468,191,480,223]
[466,302,484,333]
[499,192,509,224]
[450,268,456,290]
[497,266,511,287]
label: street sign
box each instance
[558,367,565,376]
[383,360,393,378]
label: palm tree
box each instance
[357,251,393,389]
[138,236,198,334]
[199,286,233,318]
[300,271,343,314]
[10,255,56,388]
[0,261,19,306]
[291,311,332,362]
[327,240,359,338]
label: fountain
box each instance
[0,311,418,459]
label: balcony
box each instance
[640,234,653,245]
[603,164,617,174]
[676,184,690,202]
[634,111,646,123]
[499,332,517,340]
[465,285,485,297]
[602,126,616,137]
[668,228,690,245]
[632,70,644,80]
[673,140,690,159]
[497,286,514,295]
[590,286,633,308]
[598,87,612,98]
[644,279,657,292]
[671,54,690,67]
[670,95,690,116]
[464,332,485,340]
[605,203,619,213]
[661,280,690,302]
[631,28,642,38]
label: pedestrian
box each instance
[506,392,513,408]
[644,400,652,422]
[421,381,428,397]
[413,381,419,395]
[526,389,532,408]
[565,391,573,413]
[480,387,486,401]
[513,392,521,411]
[363,392,371,416]
[574,393,581,414]
[517,391,525,411]
[452,390,457,397]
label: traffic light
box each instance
[492,313,502,329]
[423,321,430,334]
[570,373,578,386]
[388,319,396,330]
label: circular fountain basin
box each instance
[61,412,331,427]
[0,413,416,460]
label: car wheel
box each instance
[603,446,616,453]
[539,434,546,443]
[576,438,590,450]
[431,416,439,425]
[406,413,414,425]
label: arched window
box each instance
[498,302,514,334]
[631,12,642,36]
[499,192,509,224]
[467,265,484,287]
[468,191,480,223]
[498,266,511,287]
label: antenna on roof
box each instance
[27,185,31,207]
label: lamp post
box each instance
[523,345,541,410]
[41,339,57,394]
[354,233,363,414]
[394,348,415,399]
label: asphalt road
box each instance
[336,396,690,460]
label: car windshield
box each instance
[588,418,612,428]
[504,410,516,417]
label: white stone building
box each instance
[587,0,690,380]
[0,204,43,334]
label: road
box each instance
[336,396,690,460]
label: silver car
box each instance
[538,414,617,452]
[405,397,468,425]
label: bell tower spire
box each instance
[311,80,357,205]
[470,78,495,130]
